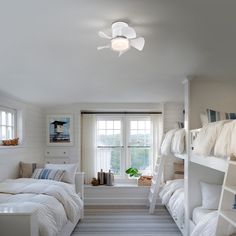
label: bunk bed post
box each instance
[183,78,191,236]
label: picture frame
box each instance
[46,114,74,146]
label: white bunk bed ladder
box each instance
[216,155,236,235]
[148,155,166,214]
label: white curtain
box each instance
[151,114,163,171]
[81,114,97,184]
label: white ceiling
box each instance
[1,0,236,107]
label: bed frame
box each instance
[0,172,84,236]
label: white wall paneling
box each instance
[0,92,44,181]
[163,102,184,181]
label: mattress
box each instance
[192,206,214,225]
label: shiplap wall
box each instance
[163,102,184,181]
[0,92,44,181]
[163,102,184,132]
[43,103,163,170]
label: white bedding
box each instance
[159,179,184,205]
[191,210,236,236]
[0,178,83,236]
[190,211,218,236]
[192,206,214,225]
[171,129,185,154]
[167,188,184,228]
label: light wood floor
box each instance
[72,205,181,236]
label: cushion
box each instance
[45,163,78,184]
[19,162,44,178]
[32,168,65,181]
[171,128,185,154]
[200,113,208,127]
[200,181,222,210]
[161,129,177,155]
[193,120,228,156]
[214,121,236,157]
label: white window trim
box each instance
[0,105,24,148]
[96,114,153,179]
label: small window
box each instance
[0,107,16,141]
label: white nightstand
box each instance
[0,205,39,236]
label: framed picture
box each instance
[46,115,73,146]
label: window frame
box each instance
[95,114,153,179]
[0,106,17,141]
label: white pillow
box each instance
[45,163,78,184]
[214,121,235,157]
[200,181,222,210]
[161,129,177,155]
[171,128,185,154]
[200,113,208,127]
[193,120,228,156]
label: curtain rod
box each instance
[81,111,162,115]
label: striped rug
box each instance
[72,205,181,236]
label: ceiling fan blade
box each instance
[130,37,145,51]
[112,22,128,38]
[98,31,112,39]
[121,26,136,39]
[97,45,110,50]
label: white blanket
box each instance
[0,178,83,236]
[168,188,184,228]
[190,211,218,236]
[191,210,236,236]
[159,179,184,205]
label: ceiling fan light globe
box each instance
[111,37,130,51]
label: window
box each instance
[0,107,16,141]
[96,115,154,178]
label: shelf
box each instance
[190,152,227,172]
[220,211,236,228]
[225,186,236,195]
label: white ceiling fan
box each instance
[97,21,145,56]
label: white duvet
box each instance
[191,211,218,236]
[0,178,83,236]
[168,188,185,228]
[159,179,184,205]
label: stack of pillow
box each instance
[19,162,78,184]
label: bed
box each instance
[0,163,84,236]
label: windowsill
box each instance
[0,145,25,150]
[85,184,149,188]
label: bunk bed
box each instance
[158,121,236,235]
[188,120,236,235]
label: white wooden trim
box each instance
[190,153,227,173]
